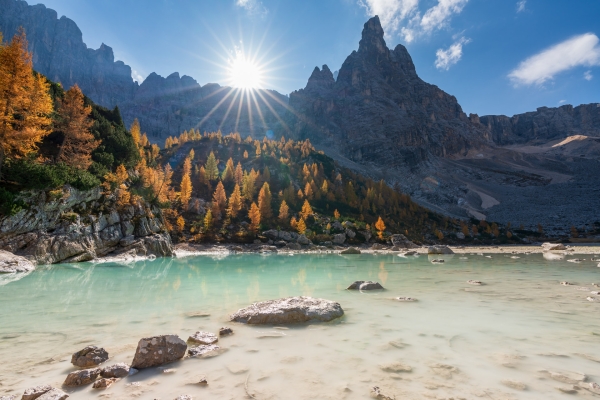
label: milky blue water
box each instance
[1,252,599,399]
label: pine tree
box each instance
[375,216,386,239]
[56,85,98,168]
[249,202,261,231]
[205,151,219,180]
[258,182,272,219]
[278,200,289,222]
[227,183,242,218]
[0,29,53,178]
[213,181,227,213]
[297,218,307,234]
[300,199,313,220]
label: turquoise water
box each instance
[1,253,599,399]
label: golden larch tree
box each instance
[212,181,227,214]
[227,183,242,218]
[278,200,289,223]
[249,202,261,232]
[205,151,219,180]
[297,218,307,234]
[130,118,141,146]
[300,199,313,220]
[0,29,53,178]
[375,216,386,239]
[334,209,340,219]
[56,84,98,169]
[234,161,243,185]
[258,182,272,219]
[222,157,234,182]
[180,157,193,209]
[290,216,298,229]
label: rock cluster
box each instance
[230,296,344,324]
[262,230,312,247]
[0,186,173,264]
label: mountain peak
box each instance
[359,16,387,55]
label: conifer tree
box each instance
[222,157,235,182]
[204,209,212,231]
[130,119,141,146]
[0,29,53,178]
[212,181,227,214]
[56,85,98,168]
[205,151,219,180]
[263,166,271,182]
[180,157,193,209]
[300,199,313,220]
[234,162,243,185]
[258,182,273,219]
[290,216,298,229]
[297,218,307,234]
[249,202,261,232]
[243,150,248,159]
[304,182,313,199]
[334,209,340,219]
[198,166,207,185]
[278,200,289,222]
[227,184,242,218]
[375,216,386,239]
[176,215,185,232]
[242,170,256,201]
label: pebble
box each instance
[431,259,444,263]
[467,280,483,285]
[395,297,417,302]
[560,281,573,286]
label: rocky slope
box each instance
[0,0,287,142]
[479,104,600,145]
[0,185,173,265]
[285,16,491,167]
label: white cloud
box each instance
[558,99,566,104]
[584,70,593,81]
[359,0,468,43]
[132,70,145,84]
[508,33,600,86]
[516,0,526,13]
[235,0,267,16]
[435,36,470,70]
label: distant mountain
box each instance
[0,0,288,142]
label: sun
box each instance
[228,50,262,89]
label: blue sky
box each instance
[38,0,600,116]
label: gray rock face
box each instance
[479,104,600,145]
[22,385,52,400]
[0,250,35,273]
[130,335,187,369]
[63,368,101,386]
[347,281,384,290]
[286,16,489,168]
[0,186,173,264]
[71,346,108,368]
[428,245,454,254]
[230,296,344,324]
[100,363,130,379]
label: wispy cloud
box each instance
[132,69,145,84]
[508,33,600,86]
[359,0,468,43]
[435,36,470,70]
[558,99,566,104]
[584,70,593,81]
[235,0,268,16]
[516,0,526,13]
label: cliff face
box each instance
[0,0,138,108]
[479,103,600,145]
[0,0,288,142]
[286,16,491,168]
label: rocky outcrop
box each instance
[390,234,418,249]
[0,185,173,264]
[230,296,344,324]
[286,16,490,168]
[479,104,600,145]
[340,247,361,254]
[71,346,108,368]
[130,335,187,369]
[0,249,35,273]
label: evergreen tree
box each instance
[205,151,219,180]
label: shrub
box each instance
[0,187,25,216]
[3,158,100,191]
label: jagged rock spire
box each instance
[358,16,388,55]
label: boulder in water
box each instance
[347,280,384,290]
[71,346,108,368]
[542,242,567,251]
[428,245,454,254]
[340,247,361,254]
[219,327,233,336]
[63,368,101,386]
[230,296,344,324]
[187,331,218,345]
[130,335,187,369]
[92,378,118,389]
[188,345,221,358]
[35,389,69,400]
[100,363,131,378]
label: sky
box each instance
[37,0,600,117]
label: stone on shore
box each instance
[396,297,417,302]
[71,346,109,368]
[92,378,118,389]
[0,250,35,274]
[542,242,567,251]
[347,281,384,290]
[230,296,344,324]
[22,385,52,400]
[340,247,361,255]
[187,331,218,345]
[380,362,412,373]
[130,335,187,369]
[100,363,131,378]
[36,389,69,400]
[219,327,233,336]
[428,245,454,254]
[467,280,483,285]
[63,368,101,386]
[188,345,221,358]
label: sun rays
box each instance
[228,50,263,89]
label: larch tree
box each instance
[278,200,289,223]
[222,157,235,182]
[0,29,53,178]
[304,182,313,199]
[205,151,219,180]
[334,209,340,219]
[300,199,313,220]
[297,218,307,234]
[243,150,248,159]
[226,184,242,218]
[242,170,256,201]
[375,216,386,239]
[290,216,298,229]
[249,202,261,232]
[56,84,98,169]
[234,162,243,185]
[257,182,272,219]
[180,157,193,209]
[212,181,227,214]
[130,118,141,146]
[203,209,212,231]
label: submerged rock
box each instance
[340,247,361,254]
[431,259,444,263]
[501,380,527,390]
[188,345,221,358]
[371,386,394,400]
[187,331,218,345]
[219,327,233,336]
[428,245,454,254]
[230,296,344,324]
[347,280,383,290]
[395,297,417,302]
[540,369,587,384]
[174,396,193,400]
[63,368,101,386]
[100,363,131,378]
[0,250,35,274]
[92,378,118,389]
[22,385,53,400]
[130,335,187,369]
[71,346,108,368]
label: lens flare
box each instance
[228,50,262,89]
